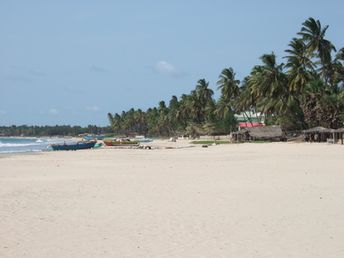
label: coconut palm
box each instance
[248,53,289,115]
[298,17,336,82]
[189,79,214,123]
[195,79,214,106]
[217,68,240,101]
[284,38,315,93]
[332,48,344,87]
[215,68,240,132]
[105,18,344,135]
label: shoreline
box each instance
[1,138,342,156]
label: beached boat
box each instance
[51,140,96,151]
[103,138,139,146]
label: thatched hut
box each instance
[231,125,284,142]
[334,128,344,144]
[303,127,335,143]
[231,130,249,142]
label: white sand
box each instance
[0,142,343,258]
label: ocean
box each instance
[0,137,70,154]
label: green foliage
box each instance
[107,18,344,135]
[0,125,112,137]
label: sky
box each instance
[1,0,343,126]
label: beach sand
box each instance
[0,142,343,257]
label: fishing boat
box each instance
[103,138,139,147]
[51,140,96,151]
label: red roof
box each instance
[239,122,264,128]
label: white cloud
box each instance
[154,61,182,77]
[49,108,59,115]
[86,106,100,112]
[0,110,6,115]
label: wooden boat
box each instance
[103,138,139,147]
[51,140,96,151]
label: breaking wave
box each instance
[0,142,42,147]
[0,137,65,154]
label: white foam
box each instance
[0,149,42,154]
[0,143,42,147]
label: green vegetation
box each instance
[0,125,112,137]
[103,18,341,137]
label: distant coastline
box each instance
[0,125,112,137]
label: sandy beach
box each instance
[0,141,343,257]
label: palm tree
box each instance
[176,94,192,128]
[284,38,315,93]
[168,95,180,133]
[195,79,214,106]
[248,53,288,114]
[107,113,114,129]
[106,19,344,134]
[217,68,240,101]
[189,79,214,123]
[298,17,336,82]
[156,100,171,136]
[216,68,240,132]
[234,78,257,120]
[332,48,344,87]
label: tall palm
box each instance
[249,53,287,98]
[168,95,180,132]
[195,79,214,106]
[216,68,240,132]
[176,94,192,127]
[298,17,336,82]
[247,53,289,117]
[284,38,315,93]
[217,68,240,102]
[157,101,170,135]
[190,79,214,123]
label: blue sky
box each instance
[1,0,343,126]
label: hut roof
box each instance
[334,128,344,133]
[303,126,334,133]
[247,125,283,139]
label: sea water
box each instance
[0,137,69,154]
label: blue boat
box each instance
[51,140,96,151]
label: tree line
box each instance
[107,18,344,137]
[0,125,112,137]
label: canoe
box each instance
[51,140,96,151]
[103,138,139,146]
